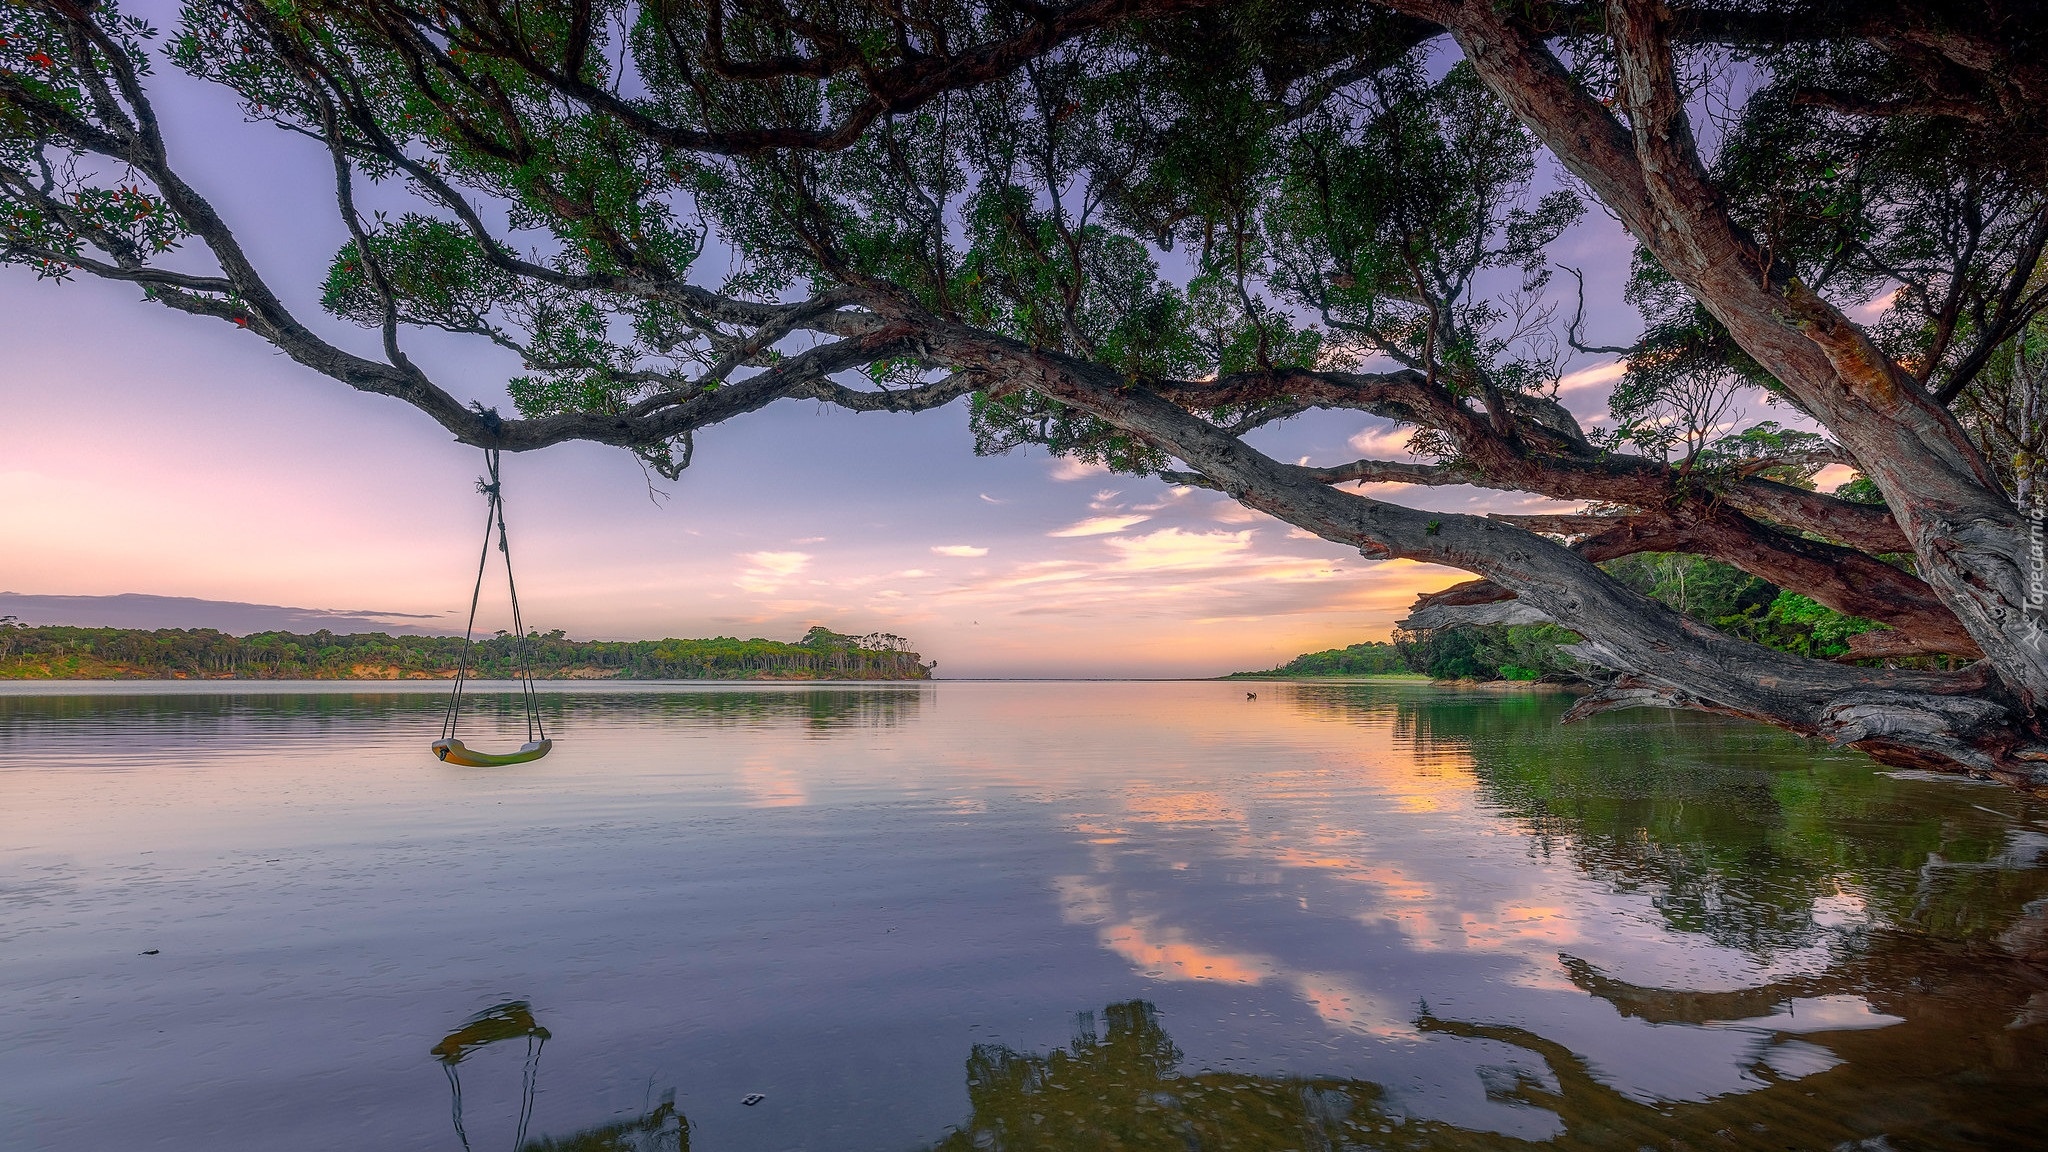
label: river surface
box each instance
[3,680,2046,1151]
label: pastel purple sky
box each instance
[0,8,1794,677]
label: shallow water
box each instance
[2,679,2045,1151]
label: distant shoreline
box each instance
[0,675,1569,694]
[1221,673,1576,690]
[0,668,924,682]
[0,677,938,694]
[1220,672,1428,682]
[0,623,932,682]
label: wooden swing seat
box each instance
[431,737,553,767]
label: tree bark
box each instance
[1392,0,2047,714]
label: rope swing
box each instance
[433,448,552,766]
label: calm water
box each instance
[3,680,2046,1151]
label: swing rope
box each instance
[440,448,546,747]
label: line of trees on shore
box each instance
[0,622,933,681]
[1237,551,1931,683]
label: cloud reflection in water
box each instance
[3,680,2046,1150]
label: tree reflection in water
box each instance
[507,684,2048,1150]
[1359,684,2048,959]
[921,961,2047,1152]
[517,942,2045,1152]
[0,686,929,759]
[568,688,929,734]
[517,1095,686,1152]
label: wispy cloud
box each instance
[1557,358,1626,395]
[1852,287,1904,321]
[1211,500,1276,525]
[741,551,811,576]
[1048,514,1152,538]
[931,544,990,558]
[1132,486,1193,512]
[735,550,812,593]
[978,493,1005,504]
[1103,527,1255,571]
[1050,457,1110,482]
[916,528,1456,647]
[1348,421,1420,457]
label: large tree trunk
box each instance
[1386,0,2047,718]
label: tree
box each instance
[3,0,2045,780]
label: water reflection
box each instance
[1370,685,2048,956]
[433,1002,688,1152]
[517,684,2048,1149]
[522,1098,687,1152]
[971,684,2048,1144]
[5,681,2047,1151]
[608,687,926,733]
[506,951,2041,1152]
[0,684,927,761]
[430,1006,687,1152]
[437,1002,551,1152]
[907,979,2048,1152]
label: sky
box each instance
[0,9,1683,678]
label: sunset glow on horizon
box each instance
[2,250,1609,676]
[4,241,1604,676]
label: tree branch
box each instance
[370,0,1226,157]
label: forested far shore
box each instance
[1234,548,1972,685]
[1228,627,1585,683]
[0,623,933,681]
[1226,642,1416,679]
